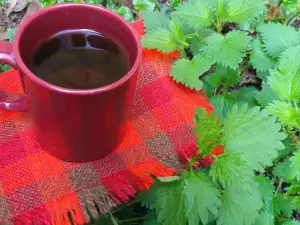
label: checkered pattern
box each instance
[0,21,213,225]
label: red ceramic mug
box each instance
[0,3,142,161]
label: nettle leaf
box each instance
[268,46,300,101]
[222,0,265,24]
[209,65,241,87]
[283,221,300,225]
[117,6,134,22]
[283,0,299,12]
[253,211,274,225]
[257,23,300,58]
[210,93,236,121]
[188,28,215,55]
[170,19,186,45]
[231,87,259,107]
[171,55,215,91]
[217,186,263,225]
[291,150,300,182]
[144,210,159,225]
[194,107,222,155]
[144,180,186,225]
[255,81,279,108]
[292,196,300,211]
[273,194,294,217]
[210,153,254,189]
[143,11,170,33]
[250,38,276,72]
[223,104,286,171]
[273,158,295,182]
[173,0,213,29]
[201,31,250,69]
[267,101,300,128]
[184,171,221,225]
[210,87,258,121]
[255,175,274,205]
[288,183,300,195]
[133,0,156,13]
[141,28,176,53]
[277,136,295,160]
[170,0,181,8]
[256,71,270,81]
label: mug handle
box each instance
[0,40,27,112]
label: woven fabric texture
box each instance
[0,21,213,225]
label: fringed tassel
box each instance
[46,194,85,225]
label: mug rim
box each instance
[13,3,142,95]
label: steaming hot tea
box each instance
[30,29,130,89]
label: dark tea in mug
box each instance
[30,29,130,89]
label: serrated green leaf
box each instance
[170,0,181,8]
[143,11,170,33]
[144,210,159,225]
[173,1,213,29]
[256,81,279,108]
[201,31,250,69]
[291,150,300,182]
[268,45,300,101]
[257,23,300,58]
[277,136,295,160]
[210,153,254,189]
[210,65,241,87]
[133,0,156,13]
[142,28,176,53]
[217,186,263,225]
[171,55,215,91]
[194,107,222,155]
[250,38,276,72]
[273,158,295,181]
[292,195,300,211]
[253,211,274,225]
[210,93,236,121]
[184,171,221,225]
[222,0,266,24]
[257,71,270,81]
[223,104,286,171]
[255,175,274,205]
[267,101,300,128]
[117,6,134,22]
[283,0,299,11]
[170,19,186,45]
[288,183,300,195]
[273,194,294,217]
[283,221,300,225]
[142,180,186,225]
[231,87,259,107]
[188,28,215,55]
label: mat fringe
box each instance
[9,158,177,225]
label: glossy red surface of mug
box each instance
[0,3,142,161]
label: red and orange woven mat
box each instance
[0,21,213,225]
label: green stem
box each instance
[178,47,187,59]
[288,16,299,26]
[284,13,295,25]
[186,151,202,170]
[275,178,283,194]
[216,17,223,33]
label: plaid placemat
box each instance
[0,21,213,225]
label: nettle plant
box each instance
[138,0,300,224]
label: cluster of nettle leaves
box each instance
[37,0,180,22]
[136,0,300,225]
